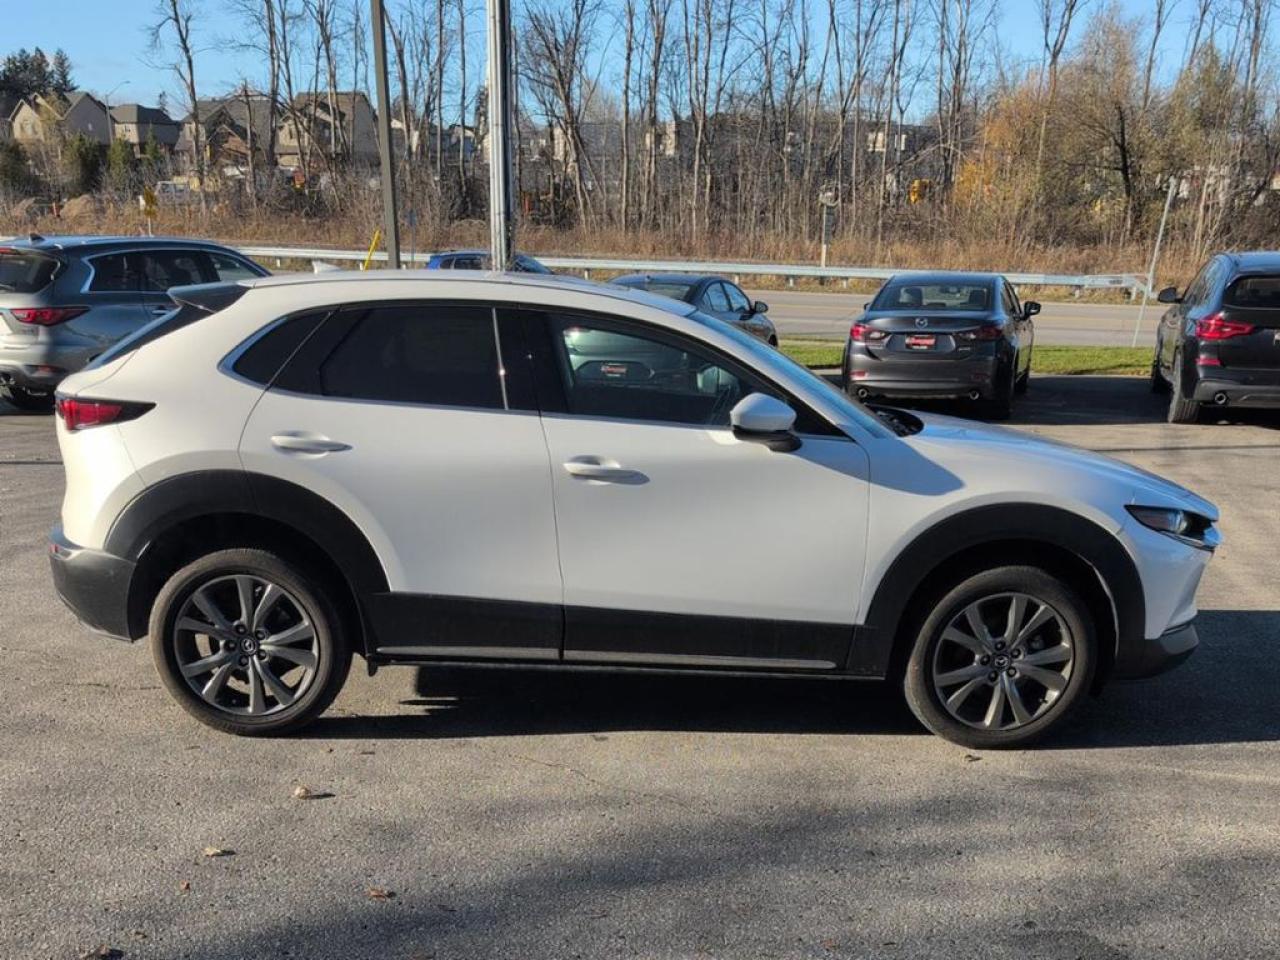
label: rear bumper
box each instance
[1112,620,1198,681]
[1193,377,1280,408]
[847,349,1000,399]
[0,338,93,389]
[48,524,136,641]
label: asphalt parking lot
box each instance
[2,376,1278,960]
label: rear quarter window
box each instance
[0,251,59,292]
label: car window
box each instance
[88,253,138,292]
[209,252,263,282]
[0,250,59,292]
[315,303,504,409]
[231,311,330,385]
[1224,274,1280,309]
[137,250,209,291]
[702,283,732,312]
[515,255,551,274]
[1002,283,1020,316]
[723,282,751,312]
[447,256,485,270]
[625,279,696,301]
[1182,261,1213,307]
[874,281,991,311]
[549,314,760,427]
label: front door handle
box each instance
[563,456,647,484]
[271,432,352,454]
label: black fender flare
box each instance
[106,470,389,644]
[846,503,1145,680]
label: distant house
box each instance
[109,103,180,155]
[277,91,379,167]
[176,95,277,173]
[9,91,110,147]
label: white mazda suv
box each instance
[49,271,1219,747]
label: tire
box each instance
[1014,351,1031,395]
[1149,345,1169,394]
[149,548,352,736]
[903,565,1096,749]
[982,365,1015,420]
[1166,351,1201,423]
[3,385,56,412]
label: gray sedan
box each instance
[611,273,777,345]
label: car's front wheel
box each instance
[903,565,1096,748]
[149,548,352,736]
[3,385,56,412]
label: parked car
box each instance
[842,272,1038,419]
[1151,251,1280,423]
[611,273,778,345]
[0,235,268,411]
[50,271,1216,748]
[424,249,552,273]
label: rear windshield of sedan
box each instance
[1224,275,1280,309]
[0,251,59,293]
[873,281,992,311]
[627,280,696,301]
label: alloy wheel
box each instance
[930,592,1075,731]
[172,574,320,717]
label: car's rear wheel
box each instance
[3,385,55,412]
[149,548,351,736]
[1149,346,1169,394]
[1014,351,1031,395]
[903,565,1096,748]
[1166,351,1201,423]
[982,365,1015,420]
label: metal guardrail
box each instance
[236,244,1150,296]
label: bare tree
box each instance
[149,0,207,213]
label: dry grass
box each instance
[1,203,1203,292]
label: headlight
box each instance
[1127,506,1219,550]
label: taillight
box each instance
[955,325,1003,341]
[12,306,88,326]
[1196,312,1255,340]
[55,396,153,431]
[850,322,888,342]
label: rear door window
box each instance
[0,251,59,292]
[209,251,265,282]
[88,253,138,292]
[137,250,210,290]
[279,303,505,409]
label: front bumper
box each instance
[1112,620,1198,680]
[48,524,136,641]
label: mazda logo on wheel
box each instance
[915,317,929,328]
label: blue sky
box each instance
[3,0,1186,113]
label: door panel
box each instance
[238,303,562,659]
[528,310,870,668]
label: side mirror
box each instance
[1023,300,1041,318]
[752,300,769,314]
[1157,286,1180,304]
[730,393,800,452]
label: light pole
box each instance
[103,80,130,145]
[485,0,516,271]
[370,0,402,268]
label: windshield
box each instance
[1224,275,1280,309]
[687,309,887,435]
[873,280,992,311]
[0,251,59,293]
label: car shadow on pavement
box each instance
[304,609,1278,748]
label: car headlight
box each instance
[1127,506,1219,550]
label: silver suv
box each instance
[0,235,267,411]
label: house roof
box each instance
[179,95,277,149]
[110,103,177,126]
[34,91,105,119]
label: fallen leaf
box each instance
[367,886,396,900]
[291,784,334,800]
[964,754,983,762]
[130,929,148,940]
[179,880,191,892]
[202,846,234,858]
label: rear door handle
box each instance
[563,456,647,484]
[271,432,352,454]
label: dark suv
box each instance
[0,235,267,411]
[1152,251,1280,422]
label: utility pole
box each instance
[485,0,516,270]
[370,0,401,268]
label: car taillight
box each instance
[11,306,88,326]
[55,396,153,431]
[1196,312,1255,340]
[955,325,1002,341]
[850,322,888,342]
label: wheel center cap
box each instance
[240,637,259,655]
[993,654,1010,669]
